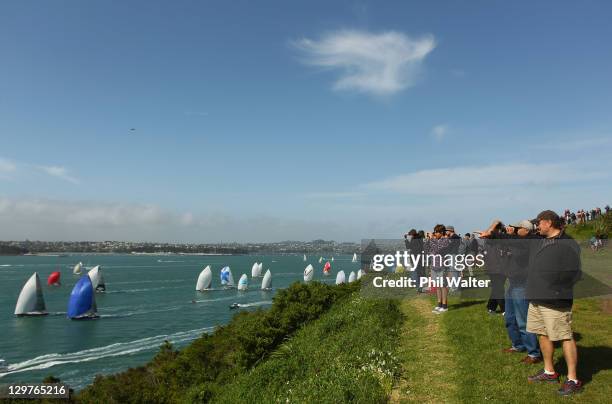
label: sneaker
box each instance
[488,309,497,315]
[558,380,583,396]
[521,356,543,364]
[502,347,523,353]
[432,306,441,313]
[528,369,560,383]
[434,307,448,314]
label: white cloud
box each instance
[38,165,80,184]
[293,30,436,96]
[364,163,608,196]
[0,158,17,179]
[431,124,448,141]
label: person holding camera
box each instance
[497,220,542,364]
[404,229,425,292]
[478,220,508,314]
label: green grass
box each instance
[211,295,403,404]
[442,296,612,403]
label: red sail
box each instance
[47,271,61,285]
[323,261,331,273]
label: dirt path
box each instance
[390,297,459,403]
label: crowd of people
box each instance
[399,207,603,396]
[563,205,609,225]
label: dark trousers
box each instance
[486,273,506,312]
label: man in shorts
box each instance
[526,210,582,396]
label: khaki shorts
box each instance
[526,303,573,341]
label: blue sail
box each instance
[220,266,231,285]
[67,275,96,319]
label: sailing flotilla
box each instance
[12,254,362,319]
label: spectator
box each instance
[526,210,583,396]
[500,220,542,364]
[424,224,452,313]
[479,220,508,314]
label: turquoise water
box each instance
[0,254,359,390]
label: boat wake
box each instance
[0,326,215,378]
[105,285,184,294]
[237,301,273,308]
[107,279,186,285]
[100,306,183,318]
[193,296,238,304]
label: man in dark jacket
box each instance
[525,210,582,396]
[499,220,542,364]
[479,220,508,314]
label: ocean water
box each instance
[0,254,359,390]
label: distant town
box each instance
[0,239,360,256]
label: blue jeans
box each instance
[504,283,541,358]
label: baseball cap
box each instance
[511,220,534,231]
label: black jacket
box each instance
[526,232,582,308]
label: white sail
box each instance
[331,257,334,262]
[335,270,346,285]
[87,266,105,291]
[258,263,263,276]
[73,262,83,274]
[318,257,323,263]
[352,253,357,263]
[261,269,272,290]
[15,273,47,316]
[251,262,259,277]
[357,269,364,280]
[303,264,314,282]
[196,265,212,290]
[237,274,248,291]
[303,254,307,261]
[348,271,356,283]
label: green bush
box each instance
[213,295,403,403]
[76,281,359,403]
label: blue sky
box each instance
[1,1,611,242]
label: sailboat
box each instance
[352,253,358,263]
[87,266,106,292]
[323,261,331,276]
[348,271,356,283]
[357,269,364,280]
[220,266,234,288]
[47,271,61,286]
[67,275,98,320]
[336,270,346,285]
[14,273,48,316]
[73,262,83,275]
[251,262,263,277]
[303,264,314,282]
[261,269,272,290]
[303,254,307,262]
[237,274,248,291]
[251,262,258,277]
[331,257,334,262]
[318,257,323,264]
[196,265,212,291]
